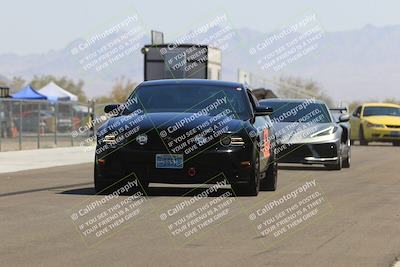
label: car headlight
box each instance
[310,126,337,137]
[366,122,384,128]
[220,136,244,147]
[102,134,117,145]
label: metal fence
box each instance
[0,99,94,152]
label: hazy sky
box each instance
[1,0,400,54]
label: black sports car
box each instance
[94,79,278,196]
[259,99,351,170]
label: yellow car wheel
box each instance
[359,127,368,146]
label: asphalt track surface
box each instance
[1,144,400,267]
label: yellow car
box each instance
[350,103,400,146]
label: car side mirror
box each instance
[254,106,273,116]
[104,104,120,114]
[339,114,350,122]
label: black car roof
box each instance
[139,79,243,88]
[259,98,326,105]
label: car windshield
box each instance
[123,84,252,120]
[363,106,400,116]
[331,112,341,122]
[260,101,332,123]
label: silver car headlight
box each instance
[102,134,117,145]
[310,126,337,137]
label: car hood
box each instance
[363,116,400,125]
[272,122,338,144]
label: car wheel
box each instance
[342,146,351,168]
[232,146,260,196]
[359,126,368,146]
[137,180,150,194]
[326,155,342,170]
[94,164,108,193]
[260,159,278,191]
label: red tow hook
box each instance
[188,167,196,177]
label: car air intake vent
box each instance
[386,125,400,128]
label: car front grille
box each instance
[276,143,337,160]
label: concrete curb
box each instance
[0,146,94,174]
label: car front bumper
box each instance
[95,145,254,185]
[364,127,400,141]
[276,141,339,165]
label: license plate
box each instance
[155,154,183,169]
[391,131,400,137]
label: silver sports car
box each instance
[259,99,351,170]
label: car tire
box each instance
[350,139,354,145]
[260,159,278,191]
[359,126,368,146]
[326,155,342,170]
[342,146,351,168]
[94,164,108,193]
[137,180,150,194]
[232,145,260,196]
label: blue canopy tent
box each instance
[11,85,47,100]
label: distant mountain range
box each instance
[0,24,399,103]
